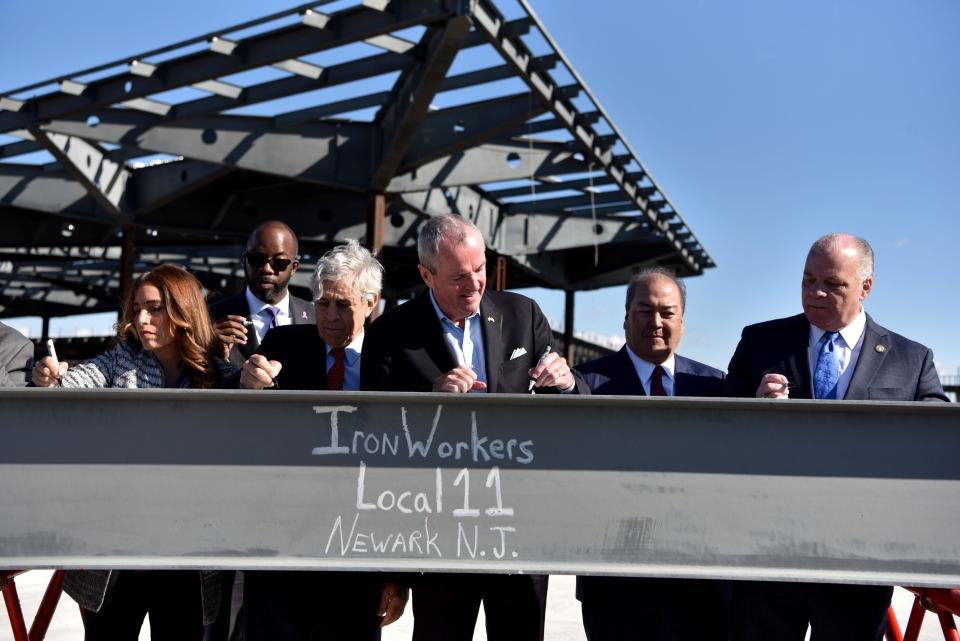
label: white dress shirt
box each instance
[808,309,866,400]
[428,290,488,393]
[245,287,292,342]
[326,331,364,392]
[625,346,677,396]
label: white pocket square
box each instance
[509,347,527,360]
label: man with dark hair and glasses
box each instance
[210,220,315,369]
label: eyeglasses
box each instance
[244,252,296,272]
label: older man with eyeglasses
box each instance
[210,220,316,368]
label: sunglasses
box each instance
[244,252,296,272]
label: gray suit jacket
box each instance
[0,321,33,387]
[725,313,948,401]
[209,290,315,368]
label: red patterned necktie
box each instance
[650,365,668,396]
[327,347,346,391]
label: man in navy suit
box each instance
[726,233,948,641]
[210,220,315,368]
[575,267,728,641]
[361,214,587,641]
[238,239,407,640]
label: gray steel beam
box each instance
[370,16,472,190]
[400,93,549,171]
[0,0,456,134]
[504,189,631,215]
[127,159,233,214]
[438,54,559,93]
[38,113,374,189]
[0,165,104,219]
[485,172,643,199]
[387,140,590,192]
[1,390,957,587]
[29,130,131,222]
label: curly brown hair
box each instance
[117,264,222,388]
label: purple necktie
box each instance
[265,306,280,329]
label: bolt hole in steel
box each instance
[453,120,465,134]
[86,115,100,127]
[594,224,604,235]
[201,128,218,144]
[390,213,404,228]
[506,152,521,169]
[123,80,133,94]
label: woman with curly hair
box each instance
[32,263,234,640]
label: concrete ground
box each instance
[1,571,950,641]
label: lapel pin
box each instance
[301,311,308,320]
[875,344,886,353]
[487,316,495,323]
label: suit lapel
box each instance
[781,315,812,399]
[611,348,645,396]
[844,315,887,400]
[480,295,504,393]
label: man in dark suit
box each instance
[210,220,315,368]
[361,213,587,641]
[238,239,407,640]
[0,321,33,387]
[575,268,729,641]
[726,233,948,641]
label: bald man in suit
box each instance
[726,233,948,641]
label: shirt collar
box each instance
[326,330,364,366]
[625,345,676,382]
[245,286,290,316]
[810,308,867,349]
[428,289,480,328]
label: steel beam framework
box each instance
[0,0,715,320]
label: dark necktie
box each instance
[265,306,280,329]
[650,365,668,396]
[327,347,346,391]
[814,331,840,400]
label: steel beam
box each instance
[38,113,373,189]
[370,16,472,190]
[400,93,549,171]
[1,390,957,587]
[0,0,456,134]
[387,140,590,192]
[29,130,131,221]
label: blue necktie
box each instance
[813,331,840,400]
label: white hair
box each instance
[312,239,383,302]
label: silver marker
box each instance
[45,338,59,364]
[528,345,552,393]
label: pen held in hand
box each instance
[45,338,59,364]
[528,345,552,393]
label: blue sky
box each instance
[1,0,958,376]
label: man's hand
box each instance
[240,354,282,389]
[378,582,408,627]
[528,352,574,391]
[214,315,249,357]
[32,355,68,387]
[432,365,487,393]
[757,373,791,398]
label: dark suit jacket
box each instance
[361,290,588,394]
[725,312,948,401]
[0,321,34,387]
[573,347,725,603]
[575,346,725,398]
[209,290,315,368]
[258,324,328,391]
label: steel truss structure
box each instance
[0,0,714,324]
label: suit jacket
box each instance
[258,324,328,390]
[0,321,34,387]
[575,346,725,398]
[725,313,948,402]
[209,290,315,368]
[574,346,725,603]
[361,290,588,394]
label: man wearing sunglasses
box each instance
[210,220,315,368]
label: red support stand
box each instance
[2,570,67,641]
